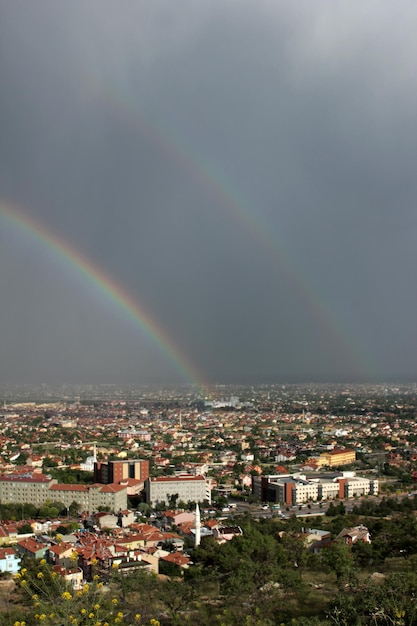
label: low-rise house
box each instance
[17,537,49,560]
[53,565,83,590]
[48,542,76,568]
[92,510,135,530]
[114,551,158,576]
[337,525,371,544]
[0,547,21,574]
[212,525,243,543]
[160,551,191,570]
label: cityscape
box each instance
[0,383,417,621]
[2,0,417,623]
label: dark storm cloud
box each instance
[0,1,417,384]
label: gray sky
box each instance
[1,0,416,385]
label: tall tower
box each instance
[194,503,201,548]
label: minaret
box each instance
[195,503,201,547]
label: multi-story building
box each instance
[252,472,378,505]
[49,483,127,513]
[0,474,57,507]
[145,475,211,506]
[94,459,149,485]
[0,473,127,513]
[314,448,356,468]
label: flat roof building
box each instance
[252,472,378,505]
[145,475,211,506]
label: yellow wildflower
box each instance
[20,579,27,586]
[37,572,43,579]
[62,591,72,601]
[94,604,100,610]
[112,562,119,569]
[21,568,27,575]
[80,608,87,615]
[111,598,118,605]
[89,613,95,619]
[135,615,141,621]
[39,559,46,566]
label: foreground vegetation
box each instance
[3,498,417,624]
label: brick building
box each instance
[94,459,149,485]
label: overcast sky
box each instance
[1,1,416,386]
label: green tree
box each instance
[322,541,354,588]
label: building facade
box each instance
[94,459,149,485]
[145,475,211,505]
[314,448,356,468]
[252,472,378,505]
[0,473,127,513]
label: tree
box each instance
[322,541,354,588]
[18,523,33,534]
[168,493,179,509]
[69,500,80,516]
[15,453,28,466]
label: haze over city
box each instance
[1,1,417,386]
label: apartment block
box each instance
[0,473,127,513]
[145,475,211,505]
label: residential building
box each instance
[314,448,356,468]
[145,475,211,505]
[0,473,127,513]
[49,483,127,513]
[0,474,56,507]
[337,525,371,544]
[17,537,49,560]
[0,547,21,574]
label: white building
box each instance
[145,475,211,506]
[252,472,378,505]
[0,473,127,513]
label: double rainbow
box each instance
[0,201,208,391]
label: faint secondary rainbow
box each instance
[0,201,208,390]
[88,78,377,379]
